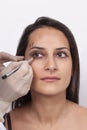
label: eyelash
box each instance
[56,51,68,58]
[29,51,44,59]
[29,51,69,59]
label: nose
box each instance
[44,56,57,72]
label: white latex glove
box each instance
[0,52,33,122]
[0,51,24,66]
[0,122,6,130]
[0,60,33,102]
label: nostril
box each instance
[45,65,57,71]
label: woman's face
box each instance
[25,27,72,96]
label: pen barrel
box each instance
[1,66,20,79]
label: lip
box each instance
[40,76,60,82]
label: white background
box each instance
[0,0,87,107]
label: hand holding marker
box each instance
[2,58,33,79]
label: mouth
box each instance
[40,77,60,82]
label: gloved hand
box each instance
[0,51,24,65]
[0,52,33,122]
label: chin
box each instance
[31,82,66,96]
[31,87,65,97]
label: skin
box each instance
[25,27,72,97]
[6,27,87,130]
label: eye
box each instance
[56,51,68,58]
[29,51,43,59]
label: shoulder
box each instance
[69,101,87,117]
[68,101,87,124]
[10,104,31,122]
[10,103,33,122]
[7,104,32,130]
[69,101,87,115]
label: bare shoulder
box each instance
[68,101,87,122]
[10,103,31,121]
[9,104,32,130]
[5,107,21,130]
[70,101,87,114]
[9,106,24,127]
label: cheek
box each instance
[59,61,72,89]
[31,61,43,78]
[62,61,72,80]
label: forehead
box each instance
[28,27,70,49]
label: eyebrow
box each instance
[30,46,70,51]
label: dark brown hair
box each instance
[13,16,80,108]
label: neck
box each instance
[30,91,68,124]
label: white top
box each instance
[0,122,6,130]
